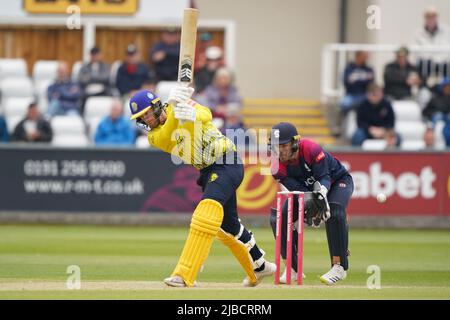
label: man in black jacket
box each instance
[352,84,400,147]
[12,103,52,143]
[384,47,422,100]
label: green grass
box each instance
[0,225,449,299]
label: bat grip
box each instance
[177,81,191,126]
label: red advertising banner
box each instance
[237,152,450,216]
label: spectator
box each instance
[194,46,224,94]
[412,6,450,88]
[422,77,450,126]
[47,62,82,117]
[444,119,450,147]
[78,47,111,108]
[222,103,254,148]
[116,44,152,97]
[384,47,422,100]
[94,99,135,146]
[141,78,158,93]
[150,28,180,81]
[0,115,8,142]
[12,103,52,143]
[423,126,436,149]
[340,51,375,114]
[195,32,214,71]
[198,67,242,118]
[352,84,400,147]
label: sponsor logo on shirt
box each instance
[315,151,325,162]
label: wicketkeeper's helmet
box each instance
[269,122,301,152]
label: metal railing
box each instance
[321,43,450,104]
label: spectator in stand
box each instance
[116,44,152,97]
[198,67,242,119]
[352,83,400,147]
[194,46,224,94]
[423,126,436,149]
[222,103,254,148]
[444,119,450,147]
[47,61,82,117]
[78,46,111,111]
[12,102,52,143]
[94,99,135,146]
[422,77,450,126]
[141,78,158,93]
[150,28,180,81]
[412,6,450,89]
[340,51,375,114]
[0,115,8,142]
[384,47,422,100]
[195,32,214,71]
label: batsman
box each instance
[269,122,354,285]
[129,86,276,287]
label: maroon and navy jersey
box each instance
[271,139,349,192]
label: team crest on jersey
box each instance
[209,173,218,182]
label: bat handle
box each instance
[177,81,191,126]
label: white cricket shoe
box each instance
[279,268,306,284]
[242,261,277,287]
[319,264,347,285]
[163,275,197,287]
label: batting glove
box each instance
[174,102,197,122]
[168,85,195,105]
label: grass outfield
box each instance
[0,225,449,299]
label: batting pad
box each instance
[217,229,258,285]
[172,199,224,287]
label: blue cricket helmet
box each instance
[129,90,161,120]
[271,122,299,144]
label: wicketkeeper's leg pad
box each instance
[171,199,224,286]
[216,225,261,285]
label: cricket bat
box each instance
[178,8,198,85]
[177,8,198,124]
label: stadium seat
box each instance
[109,60,122,86]
[51,115,89,147]
[361,139,387,150]
[71,61,83,82]
[156,81,178,103]
[0,59,28,80]
[52,135,89,147]
[5,116,22,134]
[343,111,357,139]
[3,97,34,133]
[434,120,446,150]
[84,96,115,141]
[84,96,114,119]
[0,77,34,98]
[392,100,422,122]
[400,140,426,150]
[3,97,34,118]
[123,98,132,119]
[51,115,86,136]
[33,60,59,83]
[135,135,150,148]
[395,121,426,141]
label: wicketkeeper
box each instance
[269,122,354,285]
[129,86,276,287]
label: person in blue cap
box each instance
[128,85,276,288]
[268,122,354,285]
